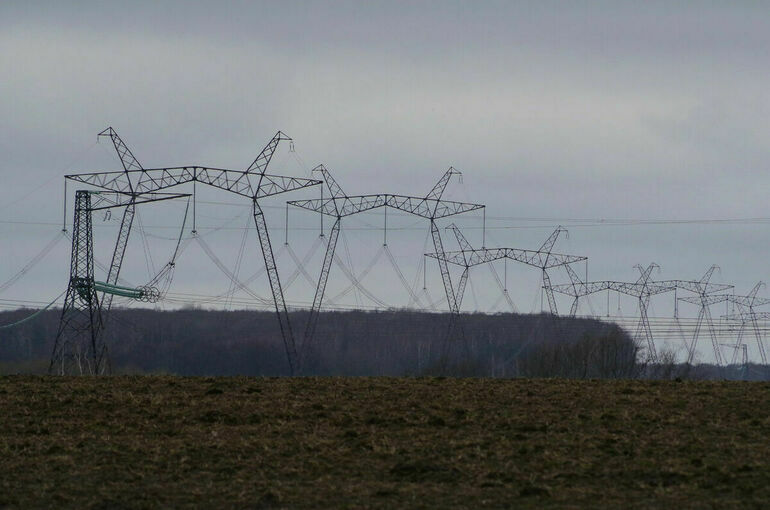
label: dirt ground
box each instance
[1,376,769,509]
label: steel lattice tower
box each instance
[62,128,320,375]
[50,191,107,375]
[427,224,587,314]
[695,282,770,365]
[289,166,485,370]
[426,224,587,354]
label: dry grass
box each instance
[1,376,769,508]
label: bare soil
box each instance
[1,376,769,508]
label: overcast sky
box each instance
[2,1,770,358]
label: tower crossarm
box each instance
[68,130,318,199]
[380,167,484,219]
[552,280,673,298]
[679,294,731,306]
[607,280,674,297]
[729,295,770,307]
[424,250,470,266]
[66,170,140,195]
[288,194,388,218]
[88,191,191,211]
[426,248,586,269]
[255,174,321,198]
[67,167,320,199]
[501,249,586,269]
[656,280,734,294]
[722,311,770,321]
[701,282,734,294]
[148,130,292,194]
[289,193,483,220]
[385,195,484,219]
[551,281,611,297]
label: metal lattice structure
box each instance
[39,128,770,375]
[57,128,321,375]
[50,191,106,375]
[428,225,587,315]
[625,265,732,365]
[50,190,186,374]
[552,264,734,363]
[685,282,770,365]
[289,167,485,364]
[657,265,734,365]
[550,263,669,361]
[387,168,484,359]
[287,165,387,366]
[559,263,596,317]
[421,224,587,365]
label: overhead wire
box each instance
[407,238,430,309]
[332,253,389,308]
[7,136,770,361]
[282,236,324,291]
[223,214,252,310]
[0,290,67,329]
[194,235,273,306]
[384,245,427,309]
[339,229,362,308]
[328,245,385,303]
[0,230,66,295]
[285,240,327,293]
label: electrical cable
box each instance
[332,253,389,308]
[384,245,427,309]
[223,215,251,310]
[328,245,385,303]
[0,231,66,295]
[0,290,66,329]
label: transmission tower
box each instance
[550,263,674,362]
[702,282,770,366]
[423,224,585,361]
[289,167,484,367]
[50,191,105,375]
[287,164,389,369]
[386,168,484,360]
[431,224,586,315]
[62,128,321,375]
[553,264,734,364]
[50,190,185,374]
[653,265,733,365]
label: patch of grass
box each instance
[1,376,769,508]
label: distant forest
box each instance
[0,308,755,379]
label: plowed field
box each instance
[1,376,769,508]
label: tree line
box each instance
[0,307,754,378]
